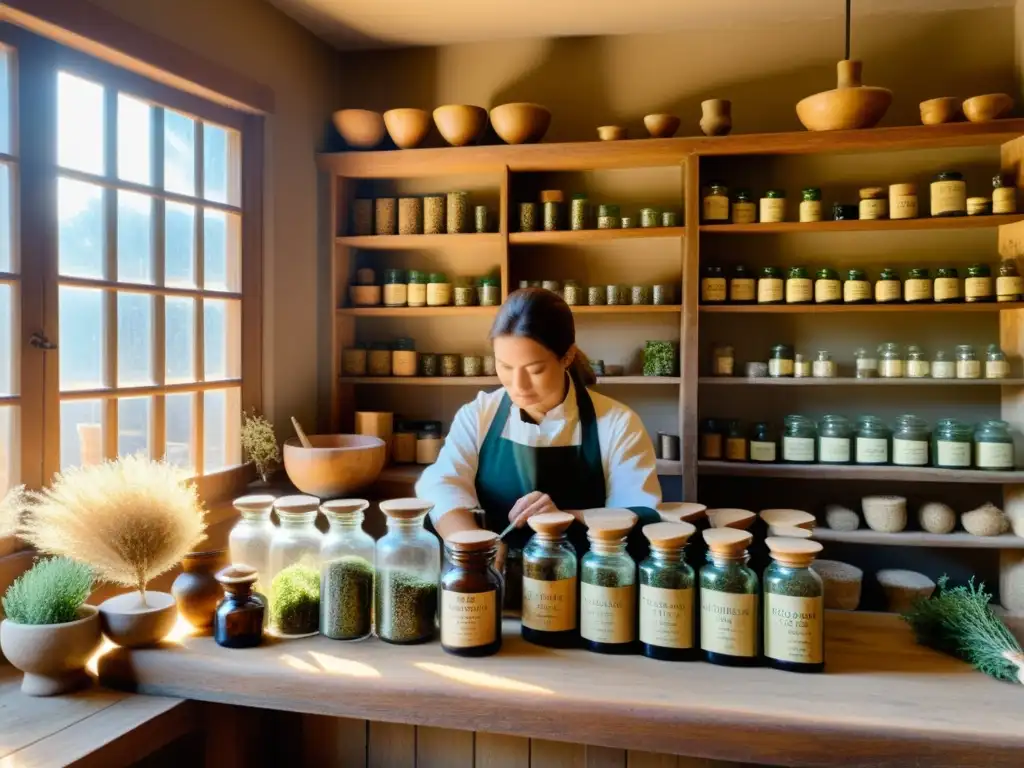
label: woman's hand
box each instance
[508,491,559,528]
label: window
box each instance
[0,44,17,495]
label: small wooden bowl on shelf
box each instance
[962,93,1014,123]
[919,97,961,125]
[283,434,387,499]
[489,103,551,144]
[433,105,488,147]
[643,113,680,138]
[332,109,386,149]
[596,125,627,141]
[383,108,432,149]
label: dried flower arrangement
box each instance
[241,410,280,483]
[0,484,27,539]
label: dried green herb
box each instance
[321,555,373,640]
[640,558,693,590]
[524,556,574,582]
[2,557,93,625]
[764,564,822,597]
[643,340,678,377]
[269,564,320,636]
[700,561,758,595]
[375,569,437,643]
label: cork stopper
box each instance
[768,524,814,539]
[859,186,885,199]
[759,508,816,530]
[890,182,917,196]
[527,511,575,537]
[643,521,696,551]
[540,189,565,203]
[274,494,320,515]
[584,509,638,541]
[707,508,756,530]
[233,494,275,512]
[379,497,435,520]
[703,528,753,556]
[658,502,707,523]
[765,537,823,567]
[446,529,499,551]
[216,564,258,585]
[321,498,369,516]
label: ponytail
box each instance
[569,347,597,387]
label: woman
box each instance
[415,288,662,556]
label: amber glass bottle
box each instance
[214,565,266,649]
[441,530,503,657]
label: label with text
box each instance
[997,275,1023,299]
[818,436,851,463]
[934,277,960,302]
[581,583,635,644]
[785,278,813,303]
[700,590,757,657]
[732,202,756,224]
[893,438,928,466]
[522,576,576,632]
[640,585,694,649]
[703,196,729,221]
[750,440,777,462]
[936,440,971,468]
[814,280,841,303]
[701,277,727,303]
[844,281,872,302]
[875,281,901,302]
[757,278,784,303]
[765,593,823,664]
[783,436,815,462]
[441,590,497,648]
[856,436,888,464]
[730,278,756,302]
[977,442,1014,469]
[905,279,932,302]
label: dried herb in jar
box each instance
[376,569,438,644]
[321,555,373,640]
[270,563,320,637]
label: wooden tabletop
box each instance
[97,612,1023,768]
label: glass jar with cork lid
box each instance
[375,498,440,645]
[580,511,638,655]
[319,499,375,642]
[441,530,503,657]
[229,494,276,587]
[859,186,888,220]
[700,528,759,667]
[993,175,1017,215]
[931,171,967,217]
[268,495,323,637]
[639,521,698,661]
[763,538,825,674]
[521,512,578,648]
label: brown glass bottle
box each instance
[214,565,266,649]
[441,530,503,657]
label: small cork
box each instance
[379,497,435,520]
[759,508,816,530]
[216,564,259,585]
[643,521,696,551]
[890,182,917,195]
[540,189,565,203]
[859,186,886,199]
[766,537,823,566]
[233,494,275,512]
[585,509,638,540]
[528,511,575,536]
[321,499,369,516]
[703,527,753,556]
[658,502,707,523]
[768,524,814,540]
[446,529,498,551]
[707,508,756,530]
[274,495,320,515]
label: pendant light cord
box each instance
[845,0,852,60]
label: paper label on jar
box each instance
[879,359,904,378]
[907,360,930,378]
[730,278,756,302]
[891,194,918,219]
[701,277,727,302]
[875,281,901,302]
[702,433,723,460]
[732,202,756,224]
[441,590,497,648]
[750,440,777,462]
[934,277,960,301]
[383,283,408,306]
[581,583,635,644]
[713,357,734,376]
[640,585,694,649]
[893,438,928,466]
[701,590,757,657]
[932,361,955,379]
[812,360,836,378]
[427,283,452,306]
[859,198,888,220]
[937,440,971,468]
[799,200,822,222]
[765,594,823,664]
[856,357,878,372]
[931,180,967,216]
[760,198,786,223]
[856,437,888,464]
[785,278,813,303]
[815,280,841,303]
[993,188,1016,215]
[768,358,794,377]
[977,442,1014,469]
[522,576,576,632]
[965,277,993,300]
[758,278,784,303]
[987,360,1010,378]
[783,436,814,462]
[997,275,1023,300]
[703,196,729,221]
[957,360,981,379]
[726,438,747,461]
[844,280,872,302]
[905,279,932,302]
[407,283,427,307]
[819,436,851,463]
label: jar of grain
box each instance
[478,276,500,307]
[997,261,1023,302]
[392,337,417,378]
[427,273,452,306]
[368,343,392,377]
[447,191,470,233]
[875,268,901,303]
[931,171,966,217]
[620,216,635,229]
[453,281,475,307]
[662,211,680,227]
[588,285,606,305]
[965,264,994,303]
[474,205,489,233]
[483,355,496,376]
[760,189,786,223]
[653,284,675,305]
[462,355,483,377]
[731,189,756,224]
[398,197,423,235]
[799,187,822,223]
[519,202,537,232]
[440,354,461,377]
[419,353,439,377]
[934,267,961,303]
[956,344,980,379]
[878,343,904,378]
[541,190,564,231]
[892,415,930,467]
[606,284,627,306]
[844,269,872,303]
[812,350,836,378]
[597,205,620,229]
[889,183,918,219]
[858,186,888,220]
[563,280,582,306]
[407,270,427,307]
[383,269,408,307]
[631,285,652,305]
[855,348,878,378]
[905,268,932,303]
[641,207,662,228]
[375,198,397,235]
[793,354,812,379]
[353,198,374,235]
[985,344,1009,379]
[814,268,841,304]
[571,195,590,230]
[906,345,930,378]
[424,195,445,234]
[931,350,955,379]
[342,346,368,377]
[703,183,730,223]
[993,175,1017,215]
[769,344,794,378]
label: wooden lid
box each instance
[584,509,638,540]
[216,564,258,585]
[768,524,814,540]
[379,497,435,519]
[658,502,707,523]
[540,189,565,203]
[273,495,320,514]
[859,186,885,198]
[707,508,756,530]
[765,537,823,566]
[233,494,275,511]
[759,508,816,529]
[446,529,499,551]
[527,511,575,536]
[702,527,753,556]
[643,521,696,549]
[890,182,917,195]
[321,499,369,515]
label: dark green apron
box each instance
[474,382,657,557]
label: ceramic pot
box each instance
[98,591,178,648]
[700,99,732,136]
[643,113,680,138]
[919,97,960,125]
[0,605,102,696]
[172,550,229,632]
[962,93,1014,123]
[796,60,891,131]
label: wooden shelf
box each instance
[698,460,1024,484]
[570,304,681,315]
[698,377,1024,386]
[336,306,499,318]
[341,376,680,386]
[812,527,1024,550]
[700,214,1024,234]
[509,227,685,244]
[336,233,503,248]
[700,301,1024,314]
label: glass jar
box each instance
[763,538,824,673]
[782,415,816,463]
[858,186,888,220]
[725,420,748,461]
[607,284,627,306]
[793,354,812,379]
[474,205,489,234]
[392,337,417,377]
[965,264,994,303]
[817,415,852,465]
[712,343,734,377]
[956,344,981,379]
[214,565,266,649]
[662,211,680,227]
[375,498,440,644]
[581,516,638,654]
[906,345,930,378]
[541,279,560,294]
[519,202,537,232]
[757,266,785,304]
[892,415,930,467]
[620,215,635,229]
[368,343,392,377]
[890,183,918,219]
[588,285,606,306]
[542,190,564,231]
[399,197,423,235]
[640,522,697,661]
[814,268,841,304]
[769,343,794,378]
[931,171,967,217]
[319,500,375,641]
[760,189,786,223]
[812,350,836,378]
[268,496,322,583]
[652,284,675,306]
[855,347,878,378]
[522,512,578,647]
[749,422,777,463]
[424,195,445,234]
[597,204,620,229]
[441,530,503,657]
[418,353,439,377]
[731,189,756,224]
[855,415,891,465]
[483,355,496,376]
[799,187,822,223]
[462,355,483,377]
[933,419,973,469]
[640,207,661,228]
[447,191,469,233]
[785,266,813,304]
[729,264,755,304]
[407,270,428,307]
[478,276,500,307]
[967,197,991,216]
[229,494,275,588]
[427,272,452,306]
[700,418,725,460]
[416,424,443,465]
[993,175,1017,215]
[986,344,1009,379]
[554,279,577,306]
[997,261,1023,302]
[844,269,872,304]
[875,268,902,304]
[700,529,758,666]
[832,203,858,220]
[631,285,652,306]
[342,346,368,377]
[453,281,475,307]
[878,343,905,379]
[383,268,408,307]
[703,183,730,223]
[701,264,727,304]
[570,194,589,231]
[268,495,323,637]
[934,267,961,303]
[975,420,1015,471]
[905,268,932,303]
[375,198,397,235]
[440,353,461,377]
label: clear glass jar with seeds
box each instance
[956,344,981,379]
[462,355,483,377]
[580,512,638,655]
[447,191,469,234]
[621,216,635,229]
[641,207,661,228]
[541,190,564,231]
[854,347,878,378]
[440,353,461,377]
[878,343,904,378]
[700,528,759,667]
[319,500,375,641]
[563,280,582,306]
[933,419,972,469]
[570,194,589,231]
[587,285,606,306]
[474,205,489,233]
[986,344,1010,379]
[652,284,675,305]
[519,202,537,232]
[441,530,503,657]
[607,284,627,306]
[639,521,698,661]
[268,495,323,637]
[631,285,652,305]
[424,195,445,234]
[398,197,423,235]
[375,498,440,644]
[906,345,930,378]
[763,538,824,674]
[229,494,276,589]
[522,512,578,648]
[375,198,397,235]
[418,353,439,377]
[661,210,679,227]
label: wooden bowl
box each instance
[707,508,756,530]
[919,97,961,125]
[644,113,680,138]
[962,93,1013,123]
[796,60,891,131]
[283,434,387,498]
[433,105,488,147]
[383,108,432,149]
[597,125,627,141]
[489,103,551,145]
[332,109,385,148]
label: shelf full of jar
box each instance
[379,458,683,484]
[336,234,505,249]
[697,377,1024,386]
[340,376,682,386]
[698,214,1024,234]
[699,302,1024,314]
[337,305,682,317]
[509,227,687,244]
[697,460,1024,484]
[810,526,1024,550]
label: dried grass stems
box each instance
[0,484,27,539]
[241,410,280,483]
[20,456,207,605]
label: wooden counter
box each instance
[96,612,1022,768]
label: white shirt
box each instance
[415,378,662,525]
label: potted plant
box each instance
[20,455,207,648]
[241,409,280,485]
[0,557,100,695]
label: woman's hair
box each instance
[490,288,597,387]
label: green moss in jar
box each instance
[269,564,320,637]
